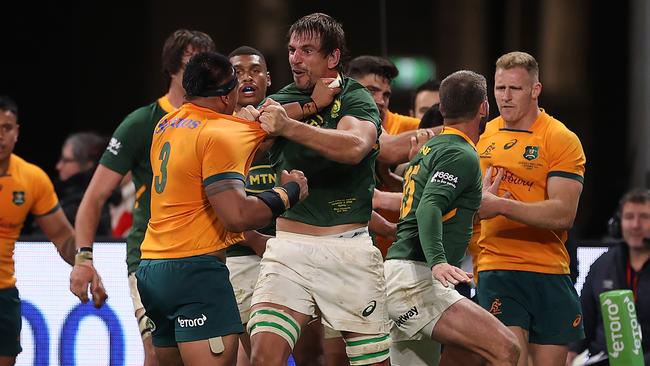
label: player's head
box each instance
[411,79,440,119]
[162,29,216,89]
[439,70,488,128]
[183,52,239,115]
[0,95,19,163]
[418,103,443,129]
[57,132,106,181]
[495,51,539,83]
[288,13,347,90]
[229,46,271,109]
[347,55,398,121]
[618,189,650,250]
[494,51,542,123]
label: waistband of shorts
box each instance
[139,254,225,266]
[385,258,429,268]
[275,228,371,246]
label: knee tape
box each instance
[247,307,301,349]
[345,334,392,365]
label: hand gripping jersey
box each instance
[266,76,382,226]
[140,103,267,259]
[99,96,175,273]
[386,127,482,268]
[476,109,586,274]
[0,154,59,288]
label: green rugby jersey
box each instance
[99,97,173,273]
[267,76,381,226]
[226,154,276,257]
[386,127,481,268]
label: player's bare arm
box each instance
[260,104,377,165]
[206,169,308,232]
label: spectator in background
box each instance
[54,132,119,237]
[566,189,650,366]
[410,79,440,120]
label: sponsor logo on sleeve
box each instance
[106,138,122,156]
[431,171,459,188]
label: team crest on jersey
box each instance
[306,114,325,128]
[330,99,341,118]
[523,145,539,161]
[12,191,25,205]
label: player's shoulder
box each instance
[9,154,51,183]
[540,111,581,143]
[482,116,503,136]
[120,100,162,128]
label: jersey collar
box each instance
[440,126,476,151]
[158,95,176,114]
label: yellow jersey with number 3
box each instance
[141,103,266,259]
[476,109,585,274]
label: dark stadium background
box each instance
[0,0,634,241]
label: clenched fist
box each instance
[259,105,293,136]
[280,169,309,203]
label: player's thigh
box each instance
[226,255,261,324]
[153,346,183,366]
[476,270,532,330]
[178,334,239,366]
[248,302,312,363]
[391,339,441,366]
[385,260,462,342]
[293,319,324,365]
[529,343,569,366]
[433,298,511,354]
[314,239,389,336]
[527,273,584,345]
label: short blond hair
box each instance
[496,51,539,82]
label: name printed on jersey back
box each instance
[154,117,202,135]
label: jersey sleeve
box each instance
[341,87,382,129]
[30,166,60,216]
[198,124,260,186]
[416,149,477,268]
[99,106,153,175]
[547,126,586,183]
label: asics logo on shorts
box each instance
[362,300,377,317]
[178,314,207,327]
[394,306,418,327]
[572,314,582,328]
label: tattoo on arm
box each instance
[204,179,245,197]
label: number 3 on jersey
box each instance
[154,141,171,193]
[400,164,420,219]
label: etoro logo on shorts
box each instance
[178,314,207,327]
